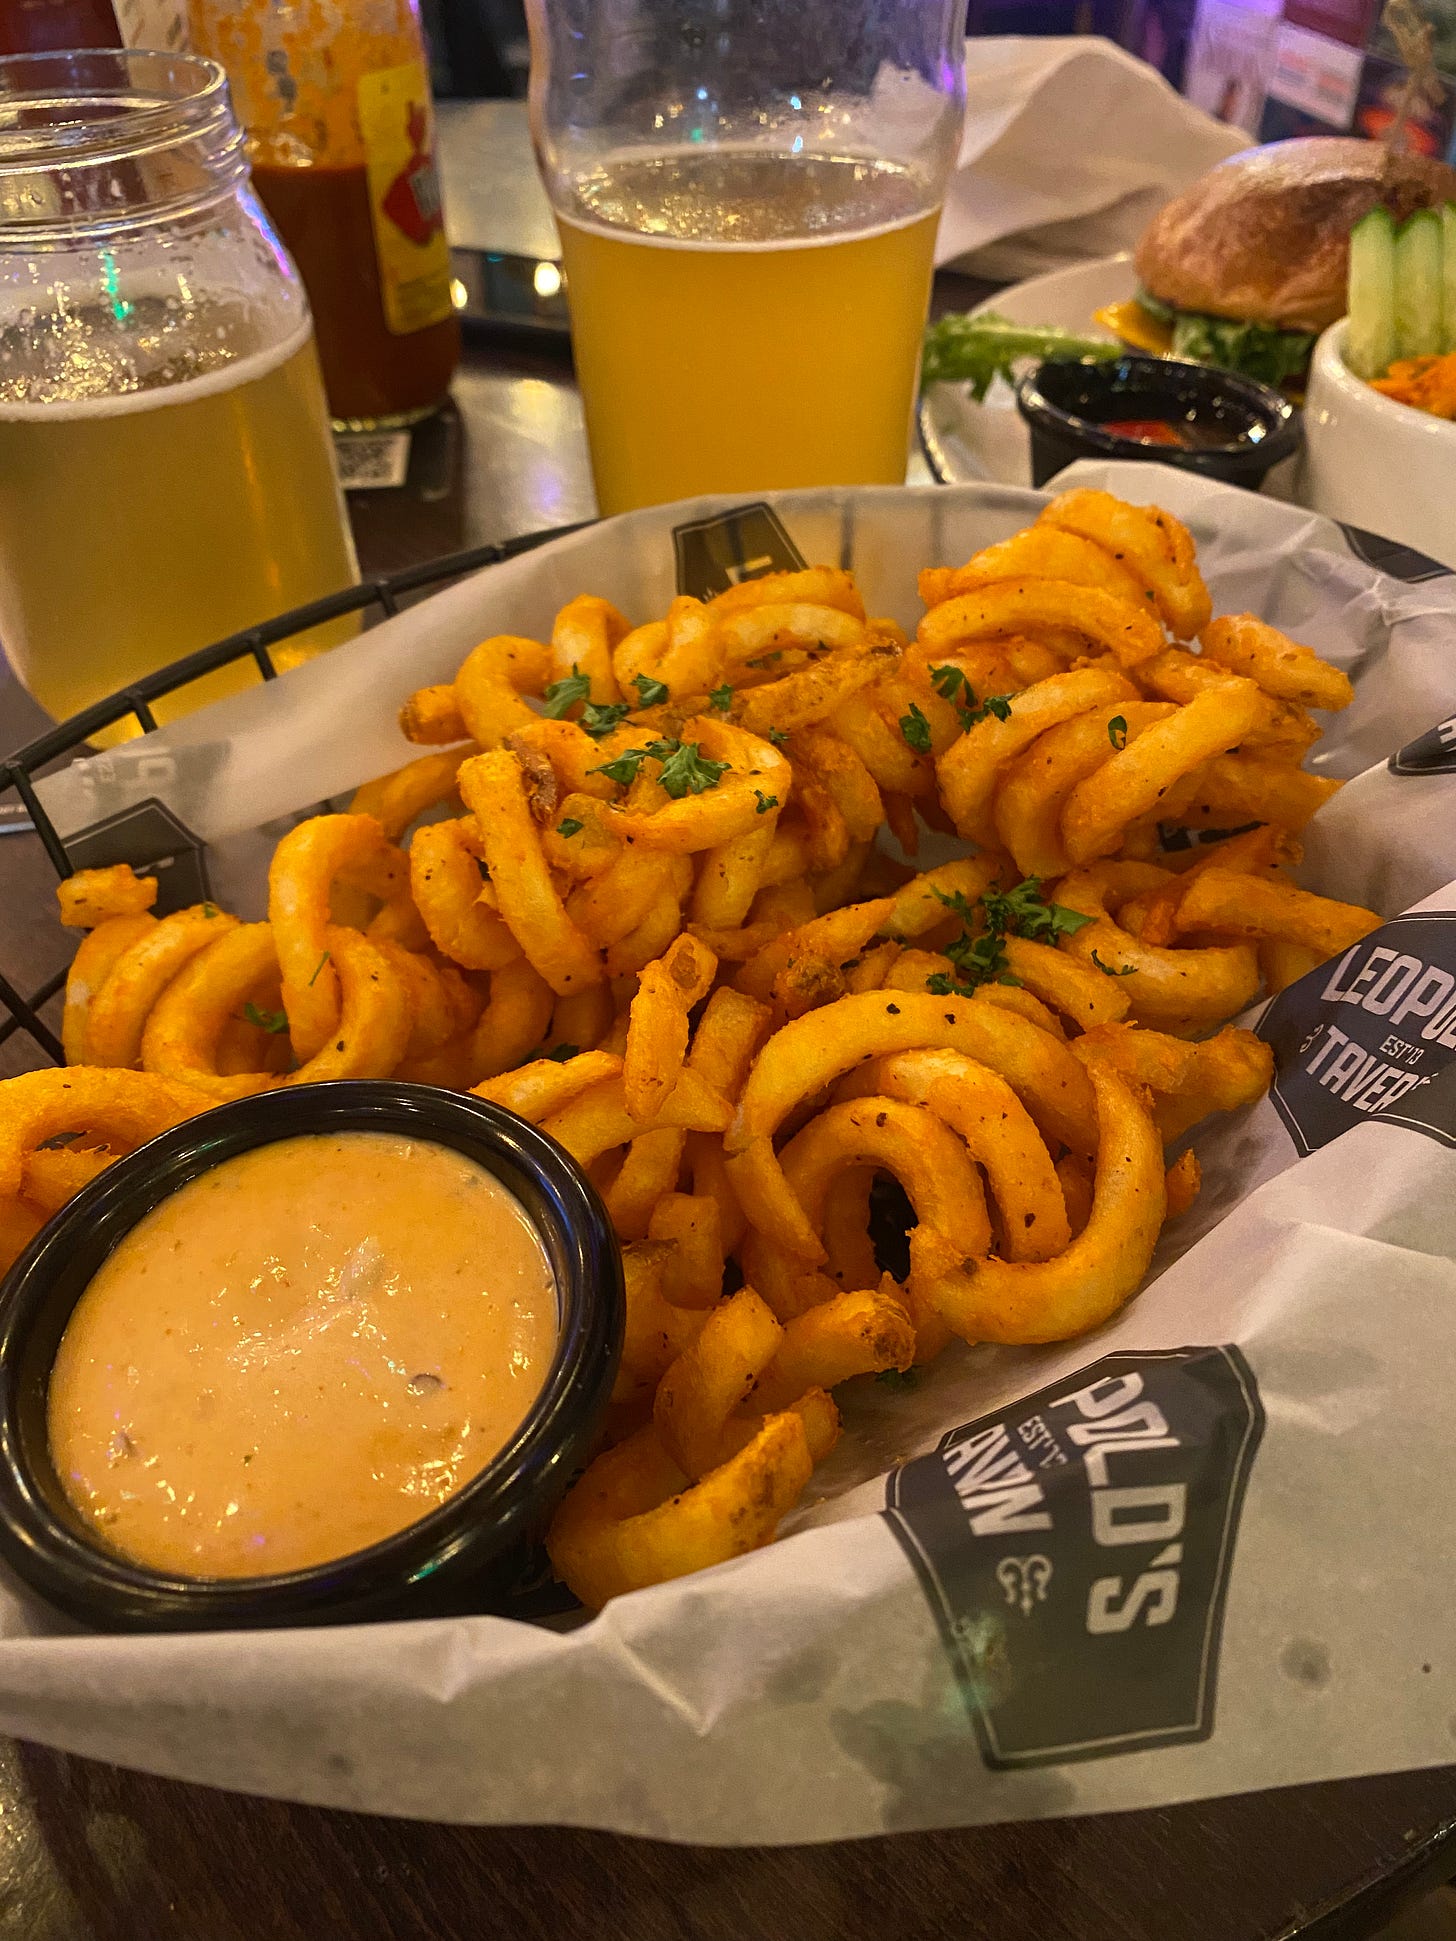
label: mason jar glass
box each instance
[0,49,359,735]
[526,0,966,514]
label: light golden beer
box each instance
[0,320,358,735]
[556,152,941,515]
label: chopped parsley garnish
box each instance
[754,790,779,815]
[632,673,669,707]
[708,682,734,713]
[540,665,592,719]
[961,692,1014,727]
[657,739,730,799]
[590,745,648,788]
[242,1002,289,1034]
[932,888,975,922]
[556,817,584,838]
[591,747,648,789]
[1107,714,1128,750]
[1092,950,1135,977]
[590,737,729,798]
[307,950,331,987]
[928,662,1015,732]
[200,901,219,918]
[580,699,631,739]
[981,878,1092,945]
[899,702,932,754]
[767,725,789,747]
[926,876,1092,999]
[948,928,1017,989]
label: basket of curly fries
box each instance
[1,462,1455,1835]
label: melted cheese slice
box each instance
[1094,301,1174,357]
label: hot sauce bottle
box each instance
[191,0,460,427]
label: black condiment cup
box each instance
[0,1082,623,1633]
[1016,354,1301,489]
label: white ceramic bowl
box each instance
[1299,322,1456,569]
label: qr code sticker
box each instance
[333,431,411,491]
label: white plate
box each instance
[919,253,1136,487]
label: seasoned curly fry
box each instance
[624,933,717,1121]
[840,1050,1070,1263]
[56,864,158,929]
[21,1144,116,1217]
[1037,488,1211,638]
[61,913,157,1066]
[409,818,521,972]
[550,594,629,704]
[1200,614,1354,712]
[920,525,1156,614]
[545,1412,812,1611]
[1169,869,1381,956]
[84,905,240,1069]
[937,667,1137,845]
[922,1062,1166,1344]
[1054,864,1261,1029]
[0,1068,210,1201]
[918,580,1164,670]
[453,635,552,748]
[469,955,554,1083]
[268,813,392,1061]
[752,1280,915,1412]
[607,1127,687,1242]
[350,748,474,842]
[458,750,603,996]
[140,924,410,1097]
[398,681,468,746]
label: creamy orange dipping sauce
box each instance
[47,1132,557,1578]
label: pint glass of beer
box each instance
[526,0,966,515]
[0,51,358,734]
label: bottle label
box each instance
[357,61,454,337]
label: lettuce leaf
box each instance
[920,312,1120,399]
[1166,311,1315,388]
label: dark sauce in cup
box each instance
[1017,355,1301,487]
[1100,417,1254,450]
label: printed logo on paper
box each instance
[64,799,210,915]
[1259,911,1456,1153]
[1337,523,1452,585]
[1389,713,1456,778]
[884,1347,1264,1770]
[673,502,808,601]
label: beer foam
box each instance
[557,202,936,255]
[561,149,937,254]
[0,318,315,421]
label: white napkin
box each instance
[938,37,1248,280]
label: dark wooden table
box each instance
[2,317,1455,1941]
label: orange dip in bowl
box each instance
[45,1131,557,1578]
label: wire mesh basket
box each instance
[0,523,584,1073]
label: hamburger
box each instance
[1098,137,1456,387]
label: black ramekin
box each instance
[1016,353,1302,489]
[0,1082,623,1632]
